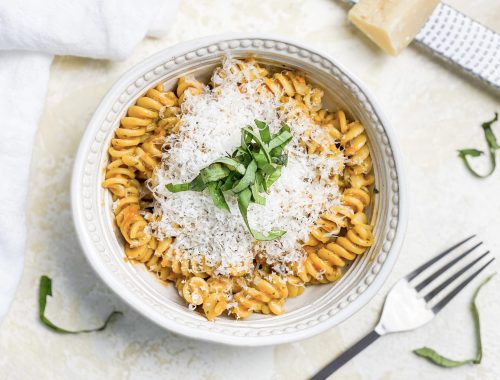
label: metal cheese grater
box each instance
[344,1,500,92]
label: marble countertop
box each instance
[1,0,499,379]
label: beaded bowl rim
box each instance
[71,34,408,346]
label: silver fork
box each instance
[311,235,495,380]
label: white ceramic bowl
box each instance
[72,34,407,346]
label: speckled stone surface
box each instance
[0,0,499,379]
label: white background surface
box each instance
[0,0,499,379]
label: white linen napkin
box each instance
[0,0,180,323]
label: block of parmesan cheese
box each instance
[348,0,440,55]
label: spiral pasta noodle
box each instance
[262,70,323,112]
[212,58,269,87]
[231,273,288,318]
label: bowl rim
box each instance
[71,33,408,346]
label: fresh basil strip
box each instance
[266,166,282,188]
[232,160,257,193]
[457,149,492,178]
[483,112,500,147]
[242,126,272,163]
[413,274,495,368]
[458,112,499,178]
[270,146,284,157]
[236,146,250,156]
[280,124,291,134]
[201,163,230,183]
[237,188,285,241]
[207,182,230,211]
[189,175,207,191]
[260,171,268,192]
[272,154,288,166]
[255,119,271,143]
[255,171,266,192]
[261,163,277,175]
[237,188,253,232]
[243,127,253,145]
[214,157,246,175]
[413,348,474,368]
[458,149,483,158]
[252,150,269,169]
[39,276,121,334]
[166,183,189,192]
[167,174,206,193]
[272,124,290,138]
[268,130,292,150]
[251,177,266,205]
[220,172,238,192]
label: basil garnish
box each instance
[413,274,495,367]
[458,112,499,178]
[238,188,285,241]
[39,276,121,334]
[166,120,290,241]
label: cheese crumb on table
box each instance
[348,0,440,55]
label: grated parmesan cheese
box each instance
[148,57,345,276]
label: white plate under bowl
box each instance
[71,34,407,346]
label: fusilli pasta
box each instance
[102,58,376,320]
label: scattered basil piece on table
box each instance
[39,275,122,334]
[413,274,495,368]
[458,112,499,178]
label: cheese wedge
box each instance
[348,0,439,55]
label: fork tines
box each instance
[405,235,494,313]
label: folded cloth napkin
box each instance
[0,0,180,323]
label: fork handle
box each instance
[311,330,381,380]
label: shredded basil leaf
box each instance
[189,175,207,191]
[252,149,269,169]
[413,273,495,368]
[167,174,206,193]
[255,119,271,143]
[166,183,189,192]
[268,130,293,150]
[242,126,272,163]
[165,120,290,240]
[413,348,475,368]
[260,170,269,192]
[274,124,291,136]
[483,113,500,149]
[39,276,121,334]
[214,157,246,175]
[237,188,254,235]
[270,145,283,157]
[200,163,230,183]
[236,146,250,156]
[237,188,285,240]
[207,182,230,211]
[458,149,484,158]
[458,112,499,178]
[220,172,238,192]
[232,160,257,193]
[272,154,288,166]
[261,163,278,175]
[266,166,282,188]
[251,176,266,205]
